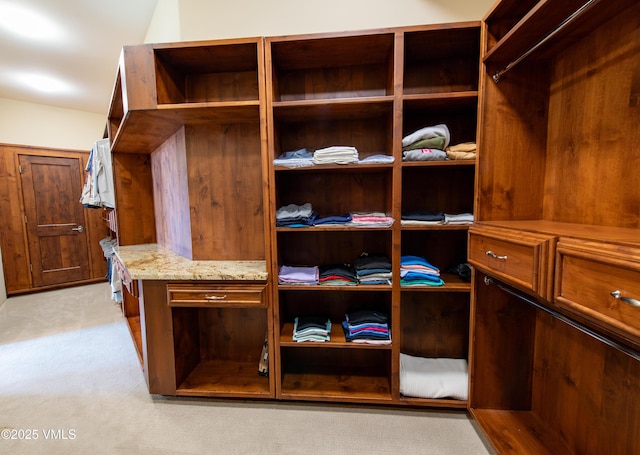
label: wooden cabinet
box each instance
[265,24,479,407]
[107,38,273,398]
[470,0,640,453]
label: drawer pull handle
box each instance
[486,250,508,260]
[204,294,227,300]
[610,290,640,307]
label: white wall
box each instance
[144,0,181,43]
[0,98,105,150]
[146,0,494,43]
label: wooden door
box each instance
[19,154,90,287]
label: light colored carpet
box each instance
[0,282,494,454]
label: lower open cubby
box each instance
[471,271,640,454]
[399,291,470,406]
[171,306,271,398]
[277,288,392,403]
[279,347,392,403]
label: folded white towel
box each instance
[399,353,468,400]
[312,146,359,165]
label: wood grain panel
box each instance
[198,307,267,362]
[544,6,640,227]
[0,147,30,292]
[275,114,393,161]
[277,65,389,101]
[401,165,475,215]
[186,122,265,260]
[172,307,201,388]
[277,230,392,267]
[139,280,176,395]
[469,272,535,411]
[404,27,480,95]
[532,311,640,454]
[154,41,260,104]
[275,168,392,217]
[121,44,157,111]
[475,60,549,222]
[400,291,469,358]
[187,70,259,103]
[151,127,192,259]
[401,229,469,273]
[112,152,156,246]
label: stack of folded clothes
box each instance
[444,212,474,225]
[273,147,315,168]
[342,309,391,345]
[354,253,392,285]
[445,142,476,161]
[349,212,394,228]
[400,210,445,226]
[312,213,352,226]
[400,255,444,286]
[318,264,358,286]
[276,202,318,227]
[278,265,319,285]
[312,145,359,165]
[358,154,395,165]
[293,316,332,342]
[402,124,450,161]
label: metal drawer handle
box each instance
[204,294,227,301]
[610,290,640,307]
[486,250,508,260]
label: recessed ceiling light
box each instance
[0,2,68,43]
[9,71,75,94]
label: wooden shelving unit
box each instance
[107,22,480,409]
[107,37,273,399]
[266,23,480,407]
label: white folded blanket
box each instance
[399,353,468,400]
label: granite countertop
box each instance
[114,244,268,281]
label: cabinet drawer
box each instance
[469,225,556,300]
[167,284,267,308]
[555,239,640,344]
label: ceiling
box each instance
[0,0,158,115]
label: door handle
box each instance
[72,225,84,232]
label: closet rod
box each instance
[483,276,640,362]
[492,0,601,83]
